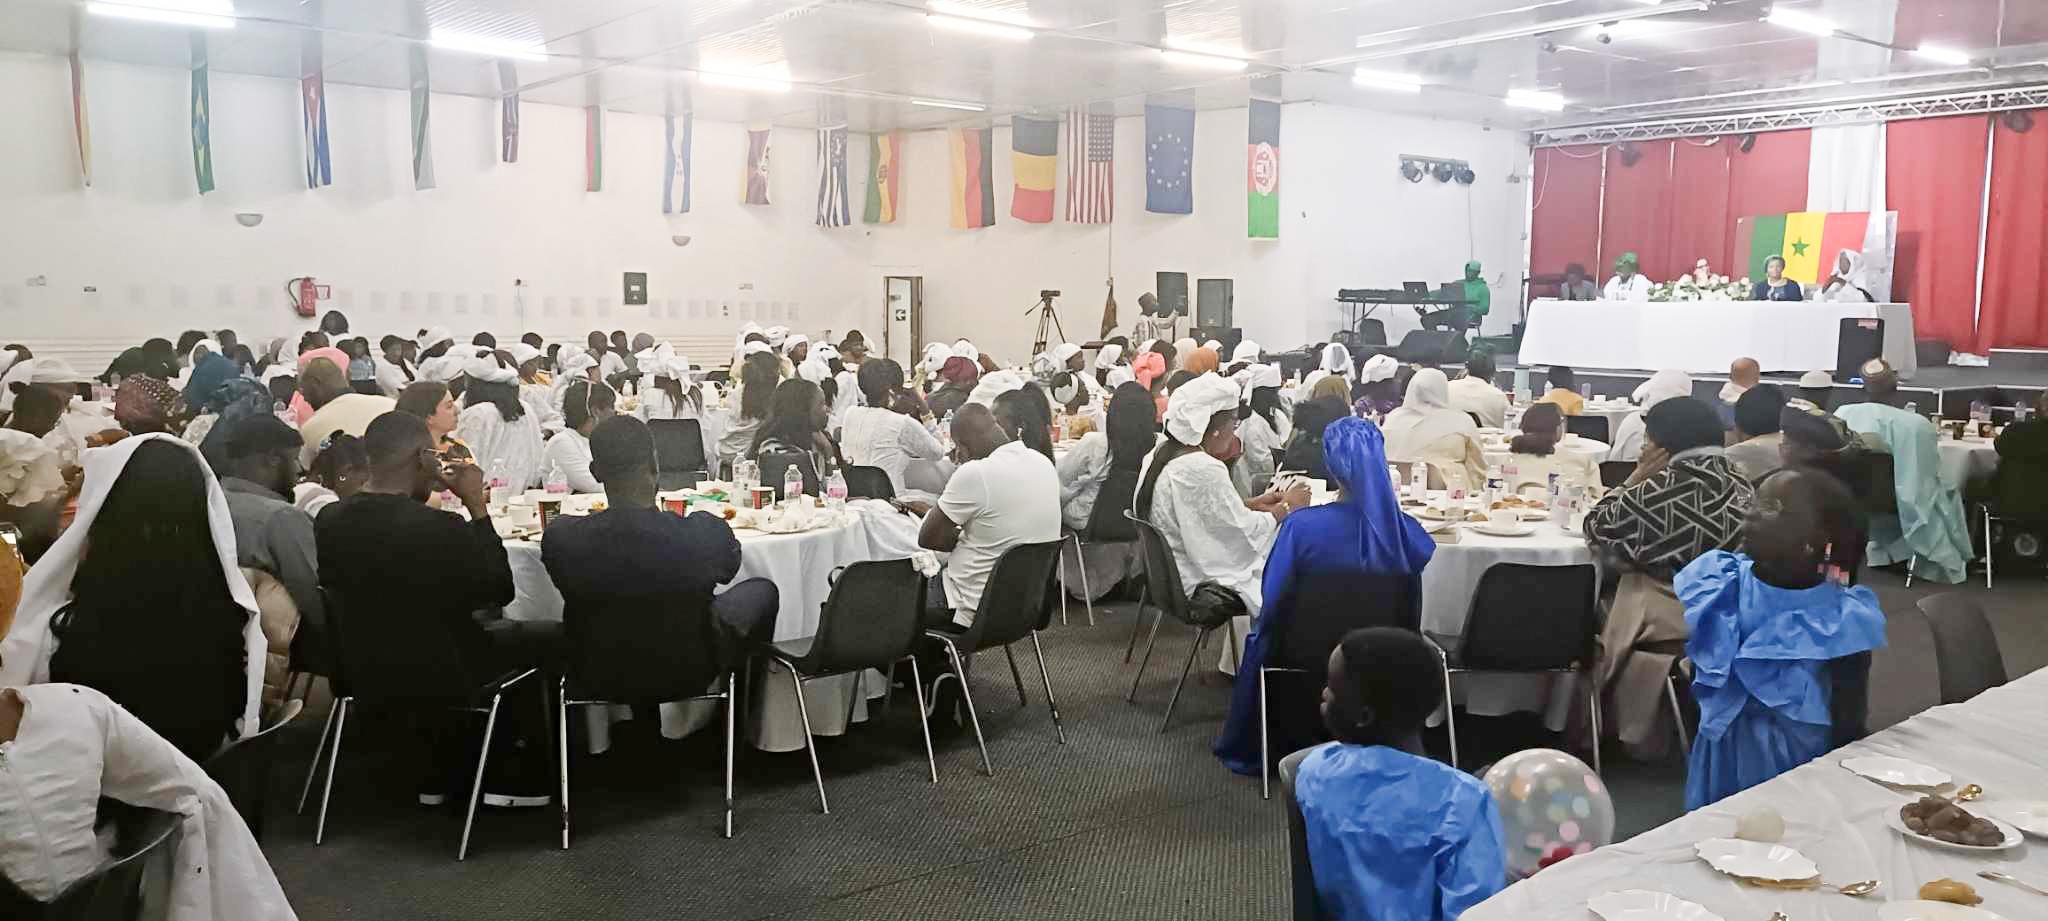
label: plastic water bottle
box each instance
[544,463,569,496]
[1409,463,1428,498]
[488,457,513,507]
[825,469,848,509]
[782,463,804,504]
[1481,465,1504,509]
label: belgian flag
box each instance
[1010,117,1058,223]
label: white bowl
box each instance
[1987,800,2048,838]
[1694,837,1818,882]
[1588,890,1725,921]
[1886,808,2025,852]
[1877,901,2010,921]
[1841,754,1952,788]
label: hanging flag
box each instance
[949,127,995,229]
[190,35,214,194]
[68,50,91,188]
[408,44,434,190]
[1247,98,1280,239]
[1010,117,1058,223]
[1066,108,1113,224]
[1099,279,1118,339]
[498,61,519,163]
[300,32,332,189]
[815,125,851,228]
[584,105,604,191]
[864,132,901,224]
[1733,211,1894,292]
[744,126,773,205]
[663,110,691,214]
[1144,105,1193,215]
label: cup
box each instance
[749,486,776,510]
[1978,421,1994,439]
[1949,421,1967,441]
[537,496,562,530]
[663,496,688,516]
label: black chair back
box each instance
[1863,451,1900,516]
[1598,460,1633,488]
[1268,572,1418,678]
[1276,748,1332,921]
[1357,319,1387,346]
[756,449,818,500]
[1457,563,1598,670]
[325,585,485,704]
[289,587,341,681]
[802,559,925,674]
[843,465,894,500]
[1126,511,1194,625]
[1565,414,1610,442]
[204,698,303,841]
[1916,593,2007,704]
[959,540,1064,651]
[1082,468,1142,542]
[0,807,180,921]
[560,579,728,704]
[649,419,708,491]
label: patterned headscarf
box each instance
[938,356,980,387]
[115,376,185,434]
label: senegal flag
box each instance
[1734,211,1886,285]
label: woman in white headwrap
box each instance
[1136,374,1311,658]
[950,338,978,361]
[0,435,267,760]
[1230,340,1262,367]
[1297,342,1355,399]
[1235,364,1291,493]
[636,342,700,422]
[454,348,545,489]
[549,349,601,416]
[1608,369,1693,462]
[918,342,953,392]
[1096,343,1136,389]
[1380,368,1486,489]
[502,342,559,430]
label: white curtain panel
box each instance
[1805,0,1897,213]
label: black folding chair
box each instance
[1426,562,1601,774]
[1125,511,1241,733]
[1276,748,1334,921]
[1916,592,2007,704]
[1599,461,1634,488]
[843,464,894,500]
[205,698,304,842]
[1059,467,1141,627]
[925,539,1068,776]
[1256,572,1416,799]
[1565,414,1610,442]
[755,559,933,813]
[756,450,818,499]
[0,807,181,921]
[649,418,708,491]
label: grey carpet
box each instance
[259,568,2044,920]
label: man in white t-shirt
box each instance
[918,404,1060,628]
[1445,351,1508,429]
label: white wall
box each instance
[0,50,1529,372]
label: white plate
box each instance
[1587,890,1725,921]
[1416,506,1474,522]
[1886,809,2026,852]
[1694,838,1818,882]
[1842,755,1952,788]
[1469,521,1537,537]
[1878,901,2010,921]
[1988,801,2048,838]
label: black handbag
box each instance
[1186,581,1247,628]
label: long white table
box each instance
[1519,298,1919,378]
[1464,666,2048,920]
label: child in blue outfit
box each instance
[1294,628,1507,920]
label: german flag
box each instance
[949,127,994,229]
[1010,117,1057,223]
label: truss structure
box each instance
[1533,83,2048,146]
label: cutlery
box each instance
[1819,879,1880,897]
[1979,869,2048,897]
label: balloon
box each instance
[1483,748,1615,879]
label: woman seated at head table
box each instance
[1380,369,1486,491]
[1750,254,1804,301]
[1500,403,1599,493]
[1058,382,1155,532]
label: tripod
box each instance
[1027,293,1066,356]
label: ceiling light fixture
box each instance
[1160,48,1248,71]
[430,30,547,62]
[1764,8,1837,38]
[926,1,1034,27]
[927,13,1034,41]
[85,1,235,29]
[1353,68,1422,92]
[1505,88,1567,112]
[698,71,792,93]
[911,98,987,111]
[1912,43,1974,67]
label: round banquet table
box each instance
[1524,399,1638,442]
[1935,435,1998,486]
[500,499,927,753]
[1412,507,1595,730]
[1480,433,1609,470]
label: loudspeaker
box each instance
[1836,318,1884,382]
[1394,329,1468,365]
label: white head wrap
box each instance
[1094,343,1125,370]
[1231,340,1262,364]
[921,342,951,373]
[1630,369,1693,408]
[1381,369,1478,463]
[783,333,810,356]
[0,429,64,507]
[1163,373,1242,444]
[416,326,453,352]
[812,343,839,363]
[763,326,789,348]
[951,339,978,360]
[0,349,21,379]
[1238,363,1283,395]
[1137,339,1156,356]
[1050,373,1084,405]
[1030,352,1059,377]
[187,338,222,369]
[1051,343,1081,366]
[1321,342,1354,376]
[967,369,1029,407]
[416,354,464,383]
[259,364,297,386]
[0,358,89,412]
[555,350,598,380]
[741,341,773,357]
[504,343,542,366]
[465,347,518,384]
[734,322,763,349]
[1360,354,1399,383]
[0,433,265,739]
[798,355,833,384]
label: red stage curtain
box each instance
[1665,140,1734,278]
[1886,115,1988,348]
[1726,129,1811,225]
[1977,112,2048,351]
[1529,145,1605,276]
[1598,140,1676,280]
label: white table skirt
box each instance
[1482,436,1610,471]
[1936,437,1998,487]
[1519,299,1919,378]
[1418,518,1595,730]
[1464,666,2048,921]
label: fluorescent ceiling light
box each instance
[912,98,986,111]
[1353,68,1422,92]
[928,13,1034,41]
[1913,43,1974,66]
[1505,88,1566,112]
[1765,9,1837,37]
[926,1,1033,28]
[429,30,546,62]
[85,1,235,29]
[1160,48,1247,71]
[698,71,792,93]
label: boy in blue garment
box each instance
[1295,628,1507,920]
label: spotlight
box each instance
[1431,160,1456,182]
[2005,110,2035,134]
[1400,159,1425,182]
[1739,132,1757,153]
[1616,142,1641,166]
[1455,166,1477,185]
[234,212,263,227]
[671,235,692,247]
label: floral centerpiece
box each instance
[1649,272,1752,302]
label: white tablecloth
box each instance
[1519,299,1919,377]
[1937,437,1999,486]
[1482,435,1610,471]
[1465,666,2048,920]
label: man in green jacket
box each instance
[1415,260,1490,336]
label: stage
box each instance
[1488,353,2048,417]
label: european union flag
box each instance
[1144,104,1194,215]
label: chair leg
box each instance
[1984,512,1995,589]
[557,679,571,850]
[1123,585,1150,663]
[781,660,829,815]
[1029,631,1065,745]
[313,697,350,844]
[844,669,863,730]
[907,657,937,783]
[1665,674,1691,757]
[1160,626,1211,734]
[297,696,340,815]
[881,661,897,716]
[1259,668,1272,801]
[942,640,994,777]
[458,694,504,860]
[1438,658,1460,771]
[1057,540,1070,626]
[1906,554,1918,588]
[1073,532,1095,626]
[1003,645,1028,707]
[1585,673,1603,776]
[1226,618,1242,674]
[722,674,737,839]
[1128,607,1165,702]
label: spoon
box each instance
[1819,879,1881,897]
[1979,870,2048,897]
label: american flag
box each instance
[1066,108,1114,223]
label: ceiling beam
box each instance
[1532,82,2048,145]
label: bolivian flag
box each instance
[1734,211,1885,285]
[949,127,995,229]
[864,132,900,224]
[1010,117,1058,223]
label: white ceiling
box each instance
[6,0,2048,131]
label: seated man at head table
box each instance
[1558,262,1599,301]
[1601,251,1654,300]
[1292,627,1506,921]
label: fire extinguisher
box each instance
[290,276,318,317]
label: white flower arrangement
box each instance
[1649,272,1754,302]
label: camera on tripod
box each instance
[1039,289,1061,299]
